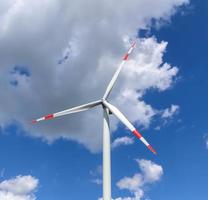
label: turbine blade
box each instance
[32,100,102,123]
[103,40,137,99]
[103,101,157,155]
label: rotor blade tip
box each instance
[31,120,37,124]
[148,145,157,155]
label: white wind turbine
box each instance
[32,40,157,200]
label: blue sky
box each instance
[0,0,208,199]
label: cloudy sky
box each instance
[0,0,207,199]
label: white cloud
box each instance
[116,159,163,200]
[161,104,180,118]
[91,178,102,185]
[0,0,189,152]
[112,137,134,149]
[90,165,103,186]
[0,175,39,200]
[137,159,163,183]
[90,165,102,176]
[154,126,161,131]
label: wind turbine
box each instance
[32,40,157,200]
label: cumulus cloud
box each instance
[0,0,189,152]
[112,137,134,149]
[137,159,163,183]
[0,175,39,200]
[161,104,180,118]
[115,159,163,200]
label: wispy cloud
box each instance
[155,104,180,130]
[161,105,180,119]
[0,169,5,178]
[203,134,208,149]
[91,178,102,185]
[90,165,103,186]
[206,140,208,149]
[112,137,134,149]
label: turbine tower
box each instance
[32,40,157,200]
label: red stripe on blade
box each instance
[148,145,157,155]
[45,114,54,120]
[123,53,129,60]
[132,130,142,139]
[32,120,37,124]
